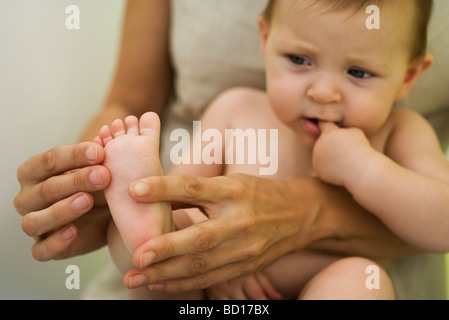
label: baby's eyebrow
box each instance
[277,37,318,56]
[346,54,390,72]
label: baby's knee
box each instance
[300,257,394,300]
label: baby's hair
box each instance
[262,0,433,62]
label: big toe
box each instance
[139,112,161,141]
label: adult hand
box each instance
[14,142,112,261]
[123,174,322,293]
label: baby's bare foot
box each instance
[99,112,172,254]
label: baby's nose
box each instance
[306,76,342,105]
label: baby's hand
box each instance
[206,272,282,300]
[313,122,374,188]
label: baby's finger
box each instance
[318,121,340,134]
[233,288,249,300]
[256,272,283,300]
[243,275,269,300]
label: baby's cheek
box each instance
[268,84,298,122]
[345,93,390,135]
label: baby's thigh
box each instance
[262,251,341,300]
[299,257,394,300]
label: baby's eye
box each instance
[289,55,311,66]
[348,69,373,79]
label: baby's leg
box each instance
[262,251,341,299]
[98,113,173,270]
[299,257,394,300]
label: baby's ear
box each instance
[395,53,434,102]
[257,15,269,57]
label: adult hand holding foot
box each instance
[123,174,416,293]
[14,143,111,261]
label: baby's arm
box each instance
[313,109,449,252]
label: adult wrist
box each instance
[283,177,337,252]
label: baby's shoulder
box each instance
[389,107,424,122]
[383,108,440,160]
[208,87,271,118]
[387,108,432,134]
[214,87,268,108]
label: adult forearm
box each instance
[78,0,172,143]
[287,177,420,259]
[79,104,133,142]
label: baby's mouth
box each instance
[309,118,319,125]
[309,117,344,128]
[301,117,321,137]
[301,117,344,136]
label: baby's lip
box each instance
[301,117,321,137]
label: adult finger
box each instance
[126,227,272,292]
[125,257,253,293]
[126,234,293,293]
[17,143,105,184]
[30,206,110,261]
[132,217,239,269]
[31,225,77,261]
[15,165,110,215]
[21,192,94,238]
[129,175,239,207]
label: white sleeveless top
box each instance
[84,0,449,300]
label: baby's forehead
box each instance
[273,0,369,16]
[272,0,414,21]
[272,0,415,63]
[273,0,415,45]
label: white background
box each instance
[0,0,125,299]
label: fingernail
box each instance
[61,226,76,240]
[89,169,104,185]
[140,251,155,268]
[85,145,98,161]
[128,274,148,289]
[71,193,91,211]
[148,284,165,291]
[130,182,149,197]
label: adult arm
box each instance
[14,0,172,261]
[80,0,172,141]
[123,174,418,292]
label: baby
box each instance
[96,0,449,299]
